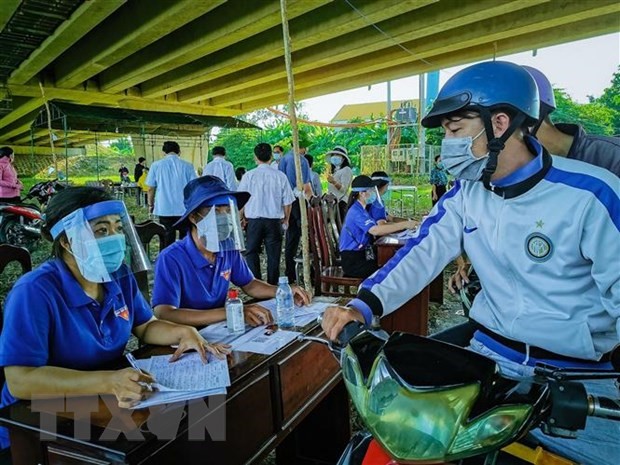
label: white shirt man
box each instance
[203,146,236,191]
[146,141,196,245]
[239,143,295,285]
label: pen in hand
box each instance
[125,353,155,391]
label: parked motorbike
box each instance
[0,201,42,250]
[24,179,66,208]
[305,322,620,465]
[0,179,64,249]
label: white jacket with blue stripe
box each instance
[352,145,620,361]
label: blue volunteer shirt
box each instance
[278,151,311,189]
[368,200,387,222]
[0,259,153,448]
[339,201,377,251]
[151,234,254,310]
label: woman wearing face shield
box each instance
[339,176,417,279]
[368,171,410,224]
[151,176,310,328]
[326,146,353,220]
[0,187,229,449]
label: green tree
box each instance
[109,137,134,155]
[211,128,262,170]
[593,66,620,135]
[553,88,614,136]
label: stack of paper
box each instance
[199,322,300,356]
[131,353,230,409]
[198,297,337,356]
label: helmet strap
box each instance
[530,107,551,136]
[478,107,527,189]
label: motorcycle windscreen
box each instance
[49,200,150,283]
[341,333,533,463]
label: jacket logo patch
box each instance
[114,305,130,321]
[525,233,553,262]
[220,269,231,281]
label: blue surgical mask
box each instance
[366,190,377,205]
[331,156,342,167]
[98,235,127,273]
[273,152,281,161]
[440,128,488,181]
[73,234,126,282]
[381,189,391,202]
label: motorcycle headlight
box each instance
[341,336,533,463]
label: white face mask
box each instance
[440,128,488,181]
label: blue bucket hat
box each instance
[173,175,250,228]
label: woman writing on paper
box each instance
[151,176,310,328]
[0,187,230,448]
[339,176,417,279]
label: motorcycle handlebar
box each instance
[588,395,620,421]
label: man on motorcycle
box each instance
[321,61,620,464]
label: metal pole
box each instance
[63,115,69,183]
[150,135,155,164]
[39,83,58,176]
[418,74,426,179]
[95,132,100,181]
[280,0,311,293]
[387,80,392,148]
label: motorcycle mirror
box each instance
[611,345,620,372]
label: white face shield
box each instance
[194,198,245,253]
[371,176,392,206]
[50,200,150,283]
[352,186,380,205]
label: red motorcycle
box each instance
[0,202,42,250]
[0,180,64,249]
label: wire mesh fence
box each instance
[360,143,441,185]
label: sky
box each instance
[301,33,620,123]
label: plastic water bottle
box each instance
[276,276,295,329]
[226,289,245,335]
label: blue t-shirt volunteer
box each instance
[368,200,387,222]
[152,234,254,310]
[0,260,153,448]
[339,201,377,251]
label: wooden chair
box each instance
[0,244,32,393]
[321,193,342,265]
[307,198,362,297]
[134,220,167,301]
[0,244,32,277]
[322,193,343,232]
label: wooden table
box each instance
[376,235,446,336]
[0,319,351,465]
[0,297,428,465]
